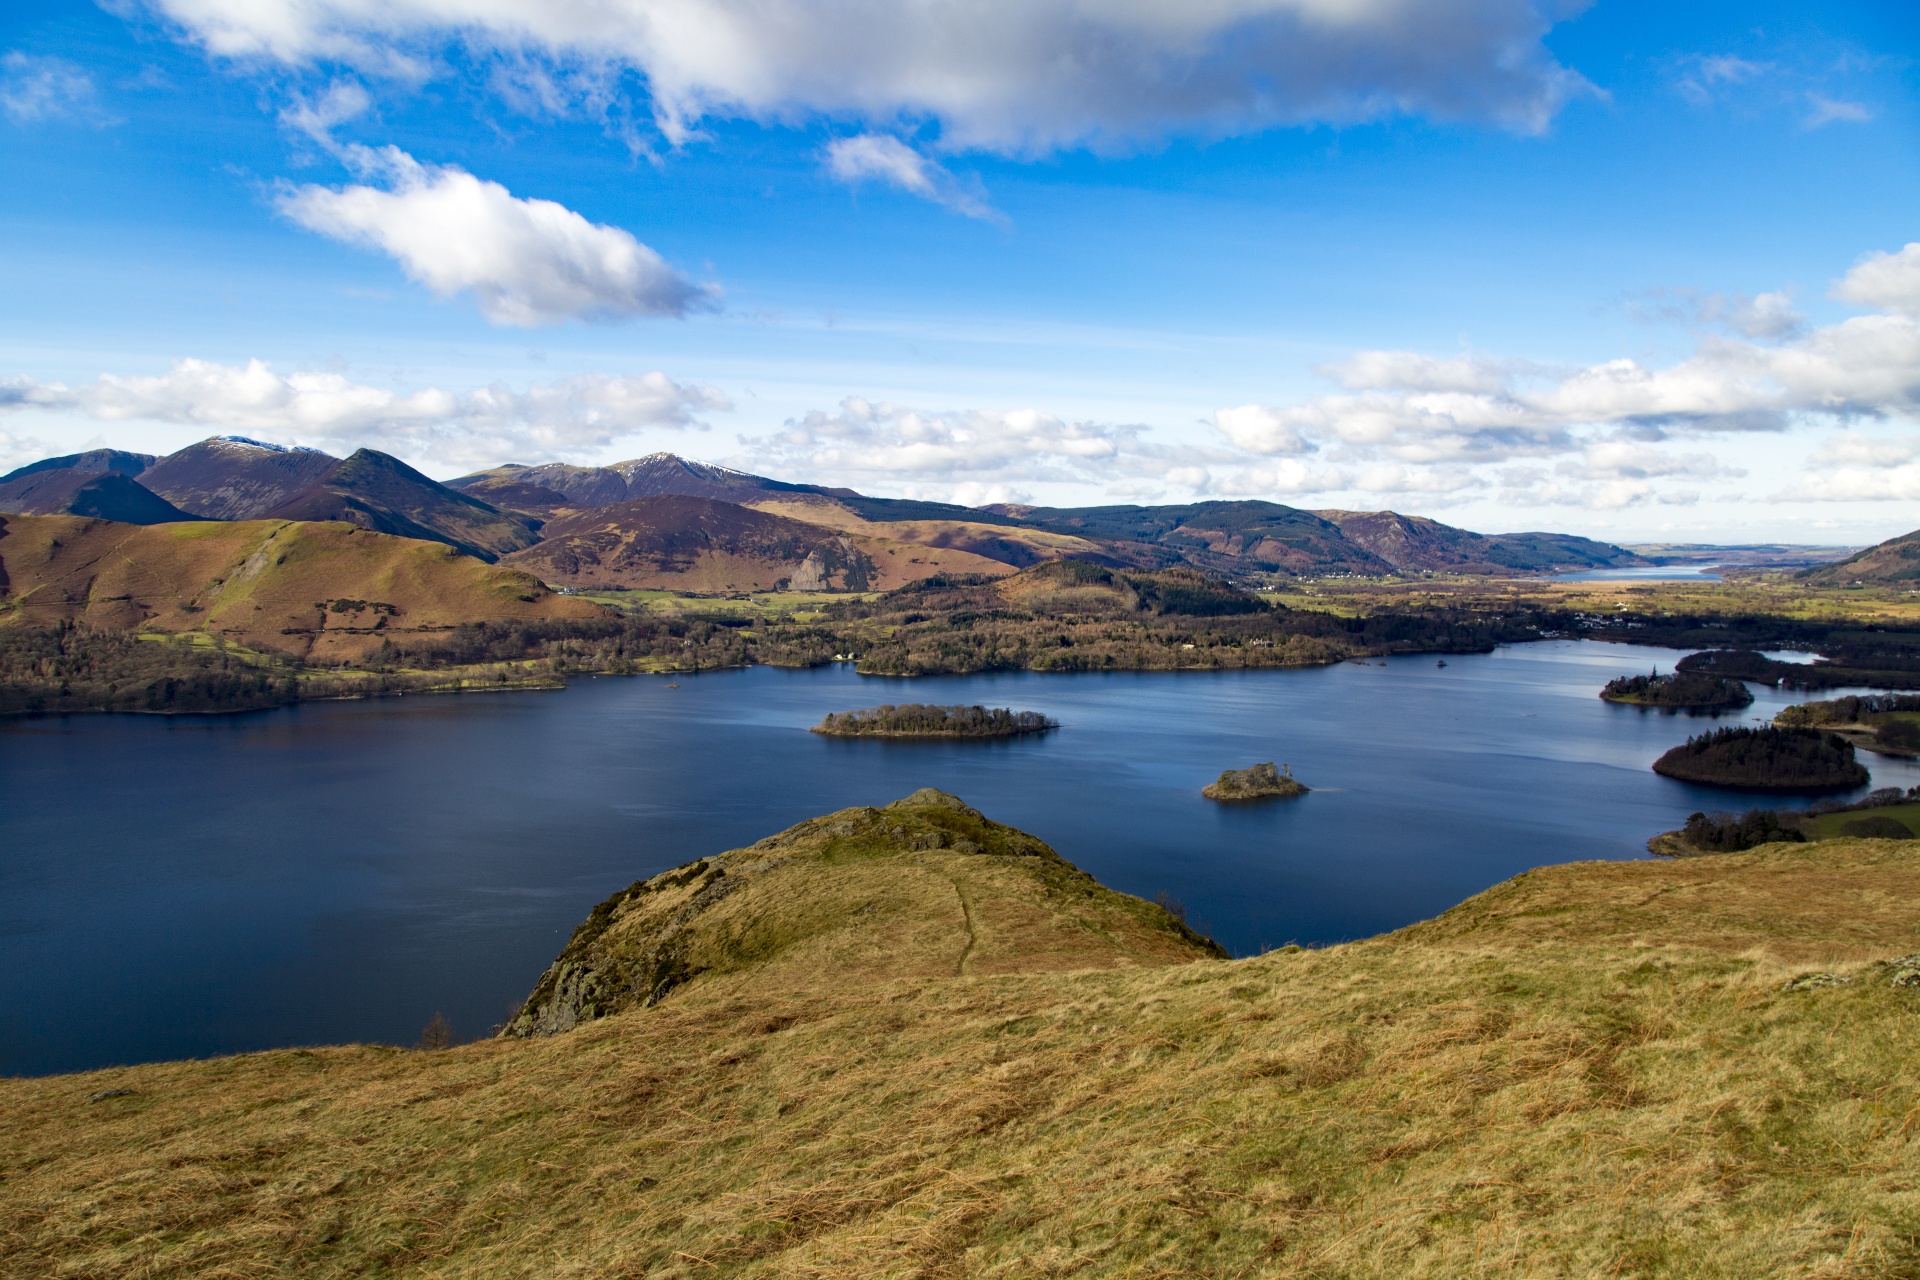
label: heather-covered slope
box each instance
[261,449,541,562]
[451,453,817,508]
[1011,501,1398,575]
[0,468,198,524]
[0,448,156,482]
[501,494,1010,591]
[137,436,341,519]
[1317,510,1644,575]
[1797,527,1920,587]
[3,802,1918,1278]
[0,513,603,662]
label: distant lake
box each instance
[1546,565,1723,582]
[4,641,1914,1077]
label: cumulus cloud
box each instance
[824,134,1000,222]
[741,396,1217,494]
[1207,240,1920,509]
[0,359,729,471]
[1834,244,1920,317]
[275,146,716,325]
[1,52,110,125]
[146,0,1593,153]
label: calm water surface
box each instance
[3,640,1912,1076]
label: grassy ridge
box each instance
[3,800,1919,1277]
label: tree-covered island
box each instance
[1202,762,1308,801]
[1777,694,1920,757]
[812,704,1058,738]
[1600,668,1753,710]
[1651,725,1871,793]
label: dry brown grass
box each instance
[5,825,1920,1278]
[0,513,604,660]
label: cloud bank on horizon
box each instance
[7,240,1915,511]
[0,360,729,473]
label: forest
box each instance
[1599,669,1753,710]
[1678,808,1807,852]
[811,704,1057,738]
[0,624,298,715]
[1651,725,1870,792]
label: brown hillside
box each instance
[0,514,604,662]
[1797,527,1920,586]
[746,496,1110,568]
[139,437,341,519]
[503,495,1009,592]
[260,449,541,562]
[4,806,1920,1276]
[0,469,198,525]
[507,788,1219,1037]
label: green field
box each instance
[1801,802,1920,841]
[570,587,879,622]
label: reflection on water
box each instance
[3,640,1911,1076]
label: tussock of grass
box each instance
[4,819,1920,1277]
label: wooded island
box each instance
[812,704,1058,739]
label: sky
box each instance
[1,1,1917,544]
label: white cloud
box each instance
[1783,467,1920,503]
[0,359,730,471]
[1808,430,1920,468]
[824,134,1000,222]
[1,52,110,125]
[1834,243,1920,317]
[275,146,716,325]
[1675,54,1769,106]
[1213,404,1313,455]
[1805,93,1872,128]
[279,78,371,148]
[1694,290,1804,340]
[1207,240,1920,510]
[742,396,1206,494]
[147,0,1593,153]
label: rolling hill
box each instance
[3,794,1917,1276]
[1797,527,1920,586]
[0,448,157,481]
[500,494,1012,592]
[137,436,342,519]
[5,440,1657,587]
[1005,501,1399,576]
[452,453,825,509]
[0,513,603,662]
[0,468,199,524]
[260,449,541,562]
[1315,510,1646,575]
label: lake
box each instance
[3,639,1913,1077]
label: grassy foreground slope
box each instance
[0,513,603,661]
[4,803,1920,1277]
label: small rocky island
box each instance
[1652,725,1870,793]
[812,704,1058,739]
[1601,668,1753,710]
[1203,762,1308,802]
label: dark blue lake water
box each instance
[3,640,1912,1077]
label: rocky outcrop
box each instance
[1203,762,1308,801]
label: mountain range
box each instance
[1,436,1678,588]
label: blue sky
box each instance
[1,1,1917,543]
